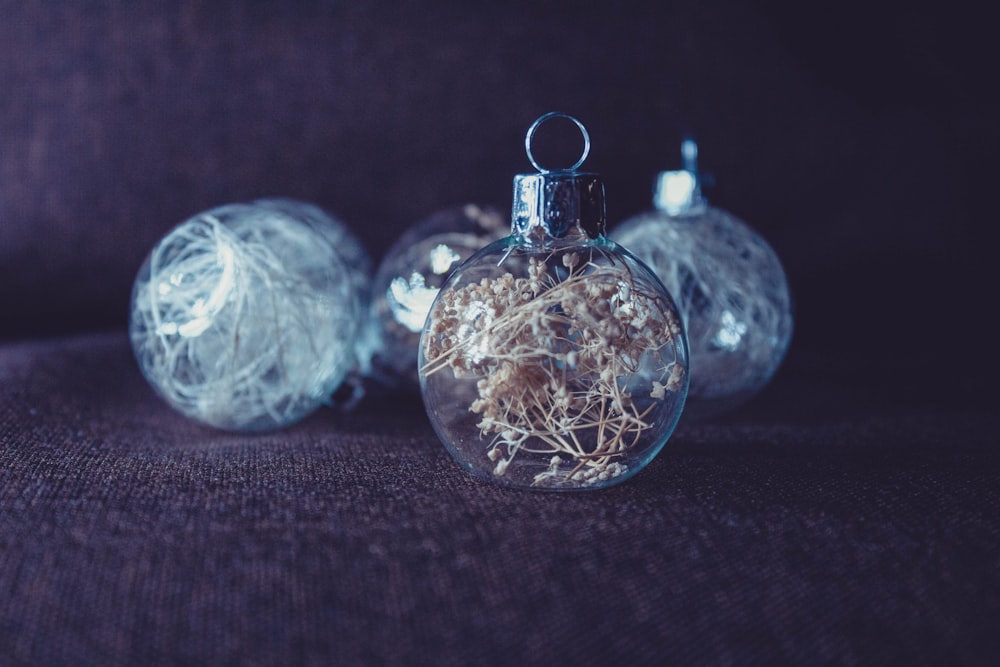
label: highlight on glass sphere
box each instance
[369,204,507,388]
[129,198,367,431]
[612,139,793,419]
[418,113,689,491]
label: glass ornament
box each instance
[611,139,793,419]
[253,197,378,397]
[129,198,366,430]
[418,113,689,490]
[369,204,507,388]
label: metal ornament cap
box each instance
[512,112,606,243]
[512,171,605,241]
[654,137,707,216]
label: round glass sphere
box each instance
[612,205,793,419]
[129,200,363,430]
[253,197,372,291]
[418,238,689,490]
[253,197,377,382]
[370,204,506,388]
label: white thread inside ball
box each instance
[612,205,793,415]
[130,203,360,430]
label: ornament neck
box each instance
[654,137,707,216]
[511,112,606,244]
[654,170,706,216]
[512,171,606,243]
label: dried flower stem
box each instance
[423,248,684,486]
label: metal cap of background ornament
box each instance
[512,112,606,241]
[654,137,708,216]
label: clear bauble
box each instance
[129,199,367,430]
[418,112,688,490]
[612,142,792,419]
[253,197,377,400]
[369,204,506,389]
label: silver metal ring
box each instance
[524,112,591,173]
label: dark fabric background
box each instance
[1,1,998,664]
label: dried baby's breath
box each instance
[423,249,684,487]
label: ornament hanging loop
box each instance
[681,136,698,174]
[525,112,591,173]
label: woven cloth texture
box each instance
[2,333,998,665]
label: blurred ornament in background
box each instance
[419,113,688,490]
[129,198,369,430]
[612,139,793,419]
[369,204,506,388]
[253,197,377,402]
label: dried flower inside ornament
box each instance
[422,248,685,488]
[418,113,688,490]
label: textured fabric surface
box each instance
[2,333,998,665]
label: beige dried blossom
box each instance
[422,248,685,487]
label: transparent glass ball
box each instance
[253,197,377,388]
[370,204,506,388]
[418,238,689,490]
[129,200,363,430]
[613,205,792,419]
